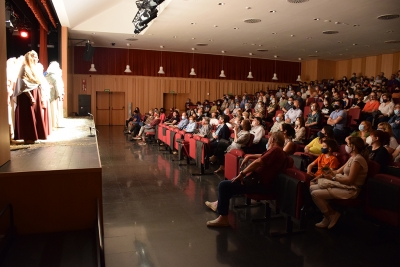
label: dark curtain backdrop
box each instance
[74,46,301,83]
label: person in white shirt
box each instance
[285,100,303,124]
[250,117,265,145]
[210,112,219,126]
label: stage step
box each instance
[0,230,97,267]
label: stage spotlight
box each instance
[20,29,28,38]
[139,9,158,26]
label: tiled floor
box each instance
[98,126,400,267]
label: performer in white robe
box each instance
[45,62,64,129]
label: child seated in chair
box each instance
[306,139,339,177]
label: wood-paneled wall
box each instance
[0,0,10,167]
[70,74,290,116]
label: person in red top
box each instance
[360,91,380,121]
[306,139,339,177]
[205,132,290,227]
[135,112,161,145]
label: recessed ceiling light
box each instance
[335,22,341,25]
[308,55,319,57]
[249,53,253,55]
[387,30,394,33]
[269,10,276,13]
[209,39,213,41]
[191,48,196,51]
[290,34,295,37]
[214,25,218,27]
[314,18,320,21]
[243,42,247,45]
[246,7,251,9]
[160,45,164,48]
[315,51,318,53]
[288,0,309,3]
[339,54,343,55]
[274,55,278,58]
[337,41,342,43]
[92,32,96,34]
[196,43,208,46]
[251,43,256,46]
[353,24,360,27]
[192,37,196,39]
[272,32,277,34]
[218,2,225,5]
[244,18,262,23]
[323,30,339,34]
[173,36,177,38]
[126,43,131,46]
[233,27,239,30]
[298,58,302,60]
[221,50,226,53]
[385,40,400,43]
[306,37,312,39]
[126,38,138,41]
[324,20,331,23]
[345,49,348,51]
[377,14,400,20]
[191,22,196,25]
[352,43,358,46]
[257,49,268,52]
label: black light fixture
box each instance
[132,0,165,34]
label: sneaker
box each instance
[205,201,217,212]
[315,216,330,228]
[328,211,341,229]
[206,218,230,227]
[133,137,142,140]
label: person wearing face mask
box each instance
[307,139,339,178]
[243,103,252,114]
[351,92,366,110]
[367,93,394,127]
[349,121,372,145]
[196,109,204,122]
[377,122,399,154]
[270,113,284,133]
[210,102,218,114]
[388,104,400,139]
[172,112,189,130]
[392,86,400,98]
[228,98,235,112]
[204,132,289,227]
[282,97,294,113]
[266,96,278,121]
[284,100,303,124]
[194,117,213,139]
[254,101,265,118]
[183,116,197,133]
[305,103,321,128]
[304,126,335,156]
[164,110,179,125]
[310,137,369,229]
[232,102,242,116]
[367,130,391,172]
[360,92,381,122]
[279,96,288,110]
[327,100,347,144]
[293,117,306,143]
[135,112,161,145]
[275,88,282,98]
[321,99,334,119]
[220,99,229,111]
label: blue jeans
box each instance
[217,180,271,215]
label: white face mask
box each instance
[189,120,193,123]
[345,145,353,154]
[245,106,249,109]
[288,101,292,105]
[224,111,229,115]
[236,106,239,108]
[295,121,300,126]
[258,104,261,108]
[182,116,186,120]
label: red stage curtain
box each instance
[39,26,48,70]
[74,47,300,83]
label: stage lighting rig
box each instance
[132,0,165,34]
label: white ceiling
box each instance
[52,0,400,61]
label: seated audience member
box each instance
[214,120,251,173]
[266,96,279,120]
[270,113,284,133]
[203,100,211,115]
[307,139,339,177]
[305,126,335,156]
[377,122,399,154]
[279,96,288,110]
[392,145,400,162]
[282,97,294,113]
[210,102,218,114]
[321,99,334,119]
[164,111,180,125]
[284,100,302,124]
[210,112,219,126]
[184,116,197,133]
[327,100,347,144]
[172,112,189,130]
[242,111,250,120]
[360,91,380,121]
[194,117,212,139]
[275,88,283,98]
[254,101,265,118]
[310,136,369,229]
[167,108,174,120]
[367,130,391,171]
[209,115,231,155]
[342,92,351,109]
[293,116,306,143]
[250,117,265,145]
[196,109,205,122]
[135,113,161,145]
[228,99,235,112]
[347,88,355,99]
[305,103,321,128]
[244,102,252,114]
[280,123,296,155]
[224,108,233,120]
[185,98,193,110]
[368,93,394,126]
[349,121,372,145]
[388,104,400,139]
[295,91,305,109]
[220,99,229,111]
[130,110,153,137]
[232,102,242,116]
[204,132,290,227]
[159,108,166,123]
[351,91,366,110]
[392,86,400,98]
[125,110,141,134]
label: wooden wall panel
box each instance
[317,60,336,81]
[70,75,290,116]
[301,60,318,81]
[381,54,394,78]
[351,58,364,76]
[0,0,10,167]
[365,56,377,77]
[336,60,351,80]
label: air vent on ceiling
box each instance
[308,55,319,57]
[126,38,138,41]
[257,49,268,52]
[287,0,309,3]
[377,14,399,20]
[196,43,208,46]
[322,30,339,34]
[244,18,261,23]
[384,40,400,43]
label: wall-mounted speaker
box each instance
[83,43,95,62]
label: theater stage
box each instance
[0,118,102,235]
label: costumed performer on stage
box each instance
[45,61,64,129]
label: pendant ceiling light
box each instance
[89,54,97,72]
[190,51,196,76]
[247,56,253,79]
[296,60,302,82]
[124,44,132,73]
[158,49,165,74]
[219,54,226,78]
[272,56,278,80]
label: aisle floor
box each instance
[98,126,400,267]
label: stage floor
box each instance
[0,117,101,173]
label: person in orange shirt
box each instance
[307,139,339,177]
[360,91,380,121]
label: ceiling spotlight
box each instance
[259,44,263,46]
[209,39,213,41]
[269,10,276,13]
[353,24,360,27]
[92,32,96,35]
[272,32,277,34]
[249,53,253,55]
[218,2,225,5]
[290,34,295,37]
[314,18,320,21]
[192,37,196,39]
[173,36,177,38]
[246,7,251,9]
[214,25,218,27]
[20,29,29,38]
[191,48,196,50]
[221,50,226,53]
[191,22,196,25]
[160,45,164,48]
[324,20,331,23]
[352,43,358,46]
[335,22,341,24]
[298,58,302,60]
[233,27,239,30]
[274,55,278,58]
[127,43,131,46]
